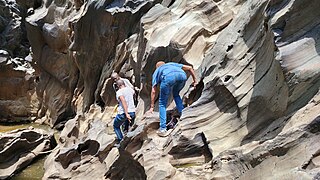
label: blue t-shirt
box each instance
[152,62,185,87]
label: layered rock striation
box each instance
[1,0,320,179]
[25,0,161,127]
[0,50,38,122]
[0,0,41,122]
[0,127,56,179]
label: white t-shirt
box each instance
[116,87,135,114]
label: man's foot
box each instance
[156,129,172,137]
[113,139,122,148]
[114,142,120,148]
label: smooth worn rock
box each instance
[0,0,33,57]
[0,0,39,123]
[0,128,56,179]
[43,115,146,179]
[0,55,38,122]
[2,0,320,179]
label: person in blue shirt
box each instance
[148,61,197,137]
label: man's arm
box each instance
[149,86,157,113]
[182,65,197,86]
[119,95,132,122]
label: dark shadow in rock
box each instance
[139,45,184,113]
[124,123,150,154]
[125,135,144,154]
[168,132,212,162]
[0,139,36,169]
[0,129,55,178]
[105,149,146,180]
[183,79,204,107]
[0,132,44,168]
[100,77,118,107]
[56,140,99,169]
[56,149,80,169]
[77,140,100,156]
[214,84,241,118]
[186,77,240,117]
[304,115,320,134]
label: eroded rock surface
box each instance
[0,128,56,179]
[38,0,320,179]
[0,0,40,122]
[43,110,147,179]
[1,0,320,179]
[25,0,161,127]
[0,51,38,122]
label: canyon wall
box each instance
[1,0,320,179]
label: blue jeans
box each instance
[159,72,187,131]
[113,112,135,141]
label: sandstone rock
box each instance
[26,0,160,126]
[0,128,56,179]
[0,0,34,57]
[270,0,320,113]
[0,54,39,122]
[3,0,320,179]
[210,91,320,179]
[0,0,41,123]
[26,0,79,126]
[43,114,146,179]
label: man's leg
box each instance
[113,114,125,141]
[172,72,187,114]
[159,84,170,131]
[172,80,186,114]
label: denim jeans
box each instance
[159,72,187,130]
[113,112,135,141]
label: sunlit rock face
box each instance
[2,0,318,179]
[0,128,56,179]
[42,107,147,180]
[270,0,320,113]
[25,0,160,127]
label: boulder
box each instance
[0,52,38,122]
[3,0,320,179]
[43,114,146,179]
[0,127,56,179]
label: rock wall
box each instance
[0,53,38,122]
[0,127,56,179]
[1,0,320,179]
[25,0,161,127]
[0,0,40,122]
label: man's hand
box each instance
[191,81,198,87]
[125,113,132,123]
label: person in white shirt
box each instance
[113,79,136,142]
